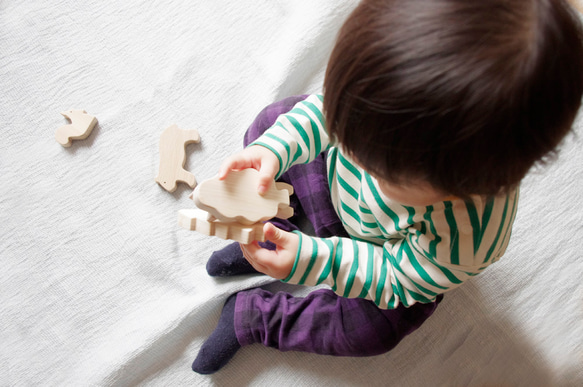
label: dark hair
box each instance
[324,0,583,198]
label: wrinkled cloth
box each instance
[1,1,582,385]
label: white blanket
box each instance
[1,1,582,385]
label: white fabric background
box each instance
[1,1,581,385]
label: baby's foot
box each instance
[192,294,241,374]
[207,242,275,277]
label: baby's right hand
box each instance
[218,145,280,195]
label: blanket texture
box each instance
[1,1,582,385]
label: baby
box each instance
[192,0,583,374]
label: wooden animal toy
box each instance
[155,124,200,192]
[55,109,98,147]
[178,169,294,243]
[192,169,294,225]
[178,208,265,244]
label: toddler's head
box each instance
[324,0,583,199]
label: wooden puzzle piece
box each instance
[55,109,98,147]
[192,169,294,225]
[155,124,200,192]
[178,208,265,244]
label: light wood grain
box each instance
[178,208,265,243]
[192,169,293,225]
[55,110,97,147]
[155,124,200,192]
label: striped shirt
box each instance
[252,94,518,309]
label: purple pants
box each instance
[234,95,442,356]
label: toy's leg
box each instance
[235,288,442,356]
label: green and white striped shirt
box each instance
[253,94,518,309]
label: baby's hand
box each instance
[240,223,298,280]
[219,145,280,195]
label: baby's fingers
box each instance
[256,164,278,195]
[240,242,271,273]
[218,154,252,180]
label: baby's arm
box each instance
[219,94,329,194]
[248,94,331,177]
[283,232,470,309]
[283,192,519,309]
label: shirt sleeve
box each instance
[249,94,331,178]
[284,191,519,309]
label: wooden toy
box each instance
[178,169,294,243]
[178,209,265,244]
[155,124,201,192]
[55,109,98,147]
[192,169,294,225]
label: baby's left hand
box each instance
[240,223,298,280]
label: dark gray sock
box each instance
[206,242,264,277]
[192,294,241,374]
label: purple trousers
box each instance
[234,95,442,356]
